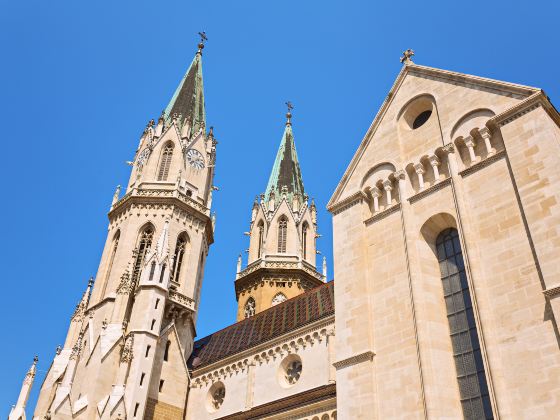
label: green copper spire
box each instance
[264,107,306,205]
[164,40,206,133]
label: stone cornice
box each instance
[408,177,452,204]
[458,150,506,178]
[235,259,324,299]
[191,315,334,378]
[333,350,375,370]
[108,187,214,245]
[327,191,367,215]
[364,203,401,225]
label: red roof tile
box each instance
[189,281,335,369]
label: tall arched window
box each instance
[277,217,288,253]
[101,230,120,298]
[244,297,256,319]
[302,222,308,259]
[171,233,187,284]
[257,221,264,258]
[157,143,174,181]
[132,225,154,284]
[436,228,493,419]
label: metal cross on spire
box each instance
[400,49,415,64]
[197,31,208,53]
[285,101,294,125]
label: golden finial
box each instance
[285,101,294,126]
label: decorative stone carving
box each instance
[116,267,133,295]
[120,334,134,363]
[70,335,83,360]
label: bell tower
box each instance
[33,37,218,419]
[235,106,325,321]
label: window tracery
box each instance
[257,221,264,258]
[278,217,287,253]
[157,143,174,181]
[302,222,308,259]
[171,234,187,284]
[132,226,154,284]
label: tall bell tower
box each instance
[235,106,326,321]
[32,37,217,419]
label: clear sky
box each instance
[1,0,558,413]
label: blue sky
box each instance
[1,0,559,413]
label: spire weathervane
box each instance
[285,101,294,126]
[400,49,415,64]
[197,31,208,53]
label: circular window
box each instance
[206,381,226,412]
[278,354,302,387]
[399,96,435,131]
[412,110,432,129]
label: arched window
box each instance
[277,217,288,253]
[257,221,264,258]
[171,233,187,284]
[244,297,256,318]
[101,230,120,298]
[132,225,154,284]
[302,222,308,259]
[436,228,493,419]
[271,293,287,306]
[157,143,174,181]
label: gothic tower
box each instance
[32,39,217,419]
[235,108,325,321]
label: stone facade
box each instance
[9,49,560,420]
[328,60,560,419]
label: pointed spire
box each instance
[163,35,207,134]
[71,278,93,322]
[8,356,38,420]
[155,220,170,260]
[264,104,305,207]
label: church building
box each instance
[9,42,560,419]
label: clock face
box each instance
[136,148,150,167]
[186,149,205,169]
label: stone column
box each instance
[464,136,478,164]
[428,155,440,182]
[327,328,336,383]
[383,180,393,206]
[371,187,381,212]
[479,127,495,156]
[414,164,426,190]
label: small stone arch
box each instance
[450,108,495,140]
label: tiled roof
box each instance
[189,281,335,369]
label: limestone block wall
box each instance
[328,65,560,419]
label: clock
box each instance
[186,149,205,169]
[136,148,151,167]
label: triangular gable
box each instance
[327,63,540,209]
